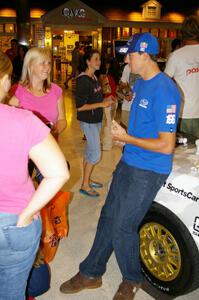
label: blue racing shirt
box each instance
[122,72,181,174]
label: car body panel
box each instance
[154,144,199,249]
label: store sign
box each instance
[62,8,86,18]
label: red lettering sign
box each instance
[186,67,199,76]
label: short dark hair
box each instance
[171,38,181,51]
[138,52,158,62]
[75,41,79,47]
[11,38,18,44]
[149,54,158,62]
[181,15,199,42]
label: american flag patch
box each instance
[166,105,176,114]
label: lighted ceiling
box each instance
[0,8,46,18]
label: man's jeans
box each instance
[0,213,41,299]
[80,160,168,283]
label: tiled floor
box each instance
[38,83,199,300]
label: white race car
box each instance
[139,142,199,296]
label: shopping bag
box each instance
[40,205,58,263]
[50,190,71,237]
[40,191,71,263]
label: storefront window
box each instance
[147,6,157,17]
[159,28,168,38]
[32,23,45,47]
[117,27,121,39]
[150,28,158,37]
[159,39,167,58]
[112,28,118,40]
[5,24,14,33]
[45,26,52,48]
[141,28,149,33]
[123,27,129,38]
[0,24,4,33]
[168,29,177,38]
[131,28,140,34]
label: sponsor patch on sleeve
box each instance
[166,114,176,124]
[166,104,176,114]
[166,104,176,124]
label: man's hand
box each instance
[111,120,126,135]
[111,120,128,147]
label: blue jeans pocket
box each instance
[2,219,39,252]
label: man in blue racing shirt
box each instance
[60,33,181,300]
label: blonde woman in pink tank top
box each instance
[9,47,67,180]
[9,47,66,137]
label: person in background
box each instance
[165,15,199,138]
[79,45,85,57]
[5,38,18,62]
[171,38,182,52]
[0,50,69,299]
[65,41,80,88]
[118,63,132,128]
[12,44,28,83]
[75,49,113,198]
[9,47,66,180]
[60,33,180,300]
[99,57,120,150]
[118,61,139,129]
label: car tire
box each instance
[139,202,199,296]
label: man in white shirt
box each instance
[118,63,139,128]
[165,15,199,138]
[119,64,132,127]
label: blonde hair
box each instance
[0,51,13,79]
[21,47,52,92]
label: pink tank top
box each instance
[13,82,62,124]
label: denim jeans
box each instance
[80,122,102,164]
[80,160,168,283]
[0,213,41,300]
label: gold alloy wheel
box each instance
[139,222,182,282]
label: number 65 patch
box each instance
[166,114,176,124]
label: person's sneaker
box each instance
[113,280,141,300]
[60,272,102,294]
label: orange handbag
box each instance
[40,191,71,263]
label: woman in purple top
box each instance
[0,51,69,299]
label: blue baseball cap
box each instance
[117,33,159,55]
